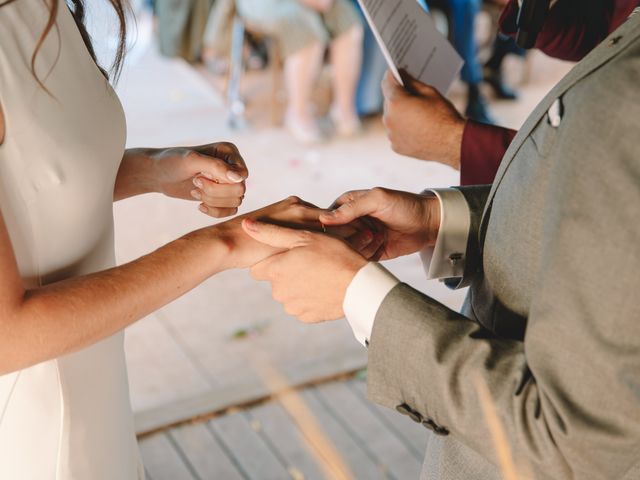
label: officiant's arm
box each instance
[114,142,248,218]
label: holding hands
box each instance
[243,188,441,322]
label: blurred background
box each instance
[86,1,572,478]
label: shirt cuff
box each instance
[343,262,400,347]
[420,188,471,281]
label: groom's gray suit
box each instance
[367,14,640,480]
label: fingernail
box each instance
[198,204,208,213]
[190,189,202,200]
[201,172,215,180]
[227,171,244,183]
[244,218,258,232]
[193,177,203,188]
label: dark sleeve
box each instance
[460,121,517,186]
[499,0,634,62]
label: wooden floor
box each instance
[139,378,429,480]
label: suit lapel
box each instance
[480,14,640,238]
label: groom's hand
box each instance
[321,187,441,261]
[243,219,367,323]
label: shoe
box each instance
[484,67,519,101]
[465,85,496,125]
[285,112,324,145]
[330,107,363,138]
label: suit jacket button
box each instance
[407,410,423,423]
[422,419,449,436]
[433,425,449,436]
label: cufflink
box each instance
[448,253,463,265]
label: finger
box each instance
[199,195,244,209]
[210,142,249,180]
[347,229,374,252]
[188,152,246,184]
[198,205,238,218]
[359,231,386,260]
[251,254,282,281]
[242,219,314,249]
[381,70,406,101]
[320,190,381,226]
[193,177,246,198]
[398,69,438,98]
[327,190,368,211]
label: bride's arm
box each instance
[0,197,316,375]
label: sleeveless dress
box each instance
[0,1,143,478]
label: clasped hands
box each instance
[232,188,441,323]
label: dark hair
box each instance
[0,0,128,88]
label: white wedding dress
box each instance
[0,1,143,478]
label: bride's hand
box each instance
[203,196,373,270]
[144,142,248,217]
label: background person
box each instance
[235,0,364,143]
[385,0,639,185]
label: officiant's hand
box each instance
[320,187,441,261]
[243,219,367,322]
[383,70,465,169]
[118,142,248,218]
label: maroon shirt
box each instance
[459,0,637,185]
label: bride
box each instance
[0,0,339,478]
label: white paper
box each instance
[357,0,463,94]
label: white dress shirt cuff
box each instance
[343,262,400,346]
[420,188,471,281]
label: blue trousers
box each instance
[417,0,482,85]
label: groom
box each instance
[240,8,640,480]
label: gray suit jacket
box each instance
[367,15,640,480]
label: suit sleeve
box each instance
[442,185,491,289]
[460,122,516,186]
[366,67,640,478]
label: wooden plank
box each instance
[209,411,290,480]
[134,350,365,435]
[249,402,327,480]
[316,381,422,480]
[298,388,388,480]
[139,432,196,480]
[169,423,244,480]
[125,313,212,414]
[351,379,429,459]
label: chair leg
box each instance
[227,16,246,129]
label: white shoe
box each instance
[285,113,324,145]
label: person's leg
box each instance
[447,0,494,124]
[284,40,325,128]
[237,0,329,142]
[324,0,364,135]
[484,32,526,100]
[329,25,364,134]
